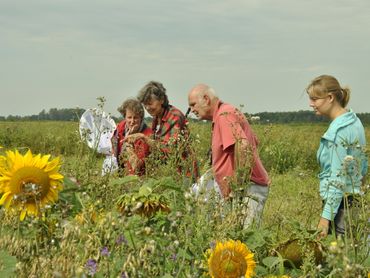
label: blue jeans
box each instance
[327,195,355,236]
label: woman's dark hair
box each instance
[137,81,169,108]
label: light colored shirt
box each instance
[317,109,367,220]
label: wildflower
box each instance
[329,241,338,252]
[207,239,256,278]
[116,234,128,245]
[0,149,64,221]
[85,259,97,276]
[344,155,354,162]
[100,246,110,257]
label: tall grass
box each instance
[0,121,369,277]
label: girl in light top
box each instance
[306,75,367,238]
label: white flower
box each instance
[344,155,354,162]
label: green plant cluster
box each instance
[0,121,369,277]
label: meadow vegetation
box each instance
[0,120,369,277]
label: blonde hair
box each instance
[306,75,351,108]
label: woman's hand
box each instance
[124,133,147,144]
[317,217,330,239]
[126,124,139,136]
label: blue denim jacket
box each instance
[317,110,367,220]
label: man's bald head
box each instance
[188,84,218,120]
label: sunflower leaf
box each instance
[138,185,152,197]
[109,175,140,187]
[262,256,280,269]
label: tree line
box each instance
[0,108,87,122]
[250,110,370,124]
[1,108,370,125]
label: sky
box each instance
[1,0,370,118]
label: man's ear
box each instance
[203,94,211,105]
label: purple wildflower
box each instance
[116,234,128,245]
[85,259,97,276]
[100,246,110,257]
[170,253,177,261]
[209,241,216,249]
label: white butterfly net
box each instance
[79,108,118,175]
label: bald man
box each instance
[188,84,270,227]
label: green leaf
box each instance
[63,177,79,189]
[0,250,17,277]
[144,177,182,192]
[254,265,268,276]
[161,274,174,278]
[177,248,192,260]
[108,175,139,187]
[245,230,268,250]
[59,190,83,213]
[262,256,280,269]
[363,255,370,267]
[138,185,152,197]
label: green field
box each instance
[0,121,369,277]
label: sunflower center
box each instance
[11,167,50,202]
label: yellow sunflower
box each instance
[0,149,64,221]
[207,239,256,278]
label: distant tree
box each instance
[38,109,47,120]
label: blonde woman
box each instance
[306,75,367,238]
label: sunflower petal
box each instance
[19,209,27,221]
[44,157,60,172]
[49,173,64,180]
[24,150,34,165]
[0,191,11,206]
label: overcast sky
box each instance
[1,0,370,118]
